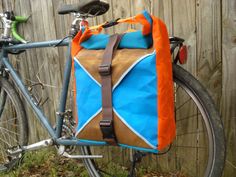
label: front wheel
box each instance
[81,64,225,177]
[0,77,28,171]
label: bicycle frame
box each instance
[0,38,100,147]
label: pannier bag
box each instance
[71,11,175,153]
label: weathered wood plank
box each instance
[196,0,222,105]
[222,0,236,176]
[172,0,197,75]
[171,1,198,175]
[111,0,132,33]
[151,0,173,34]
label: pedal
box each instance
[7,146,23,157]
[8,139,53,156]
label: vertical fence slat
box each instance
[196,0,222,105]
[222,0,236,176]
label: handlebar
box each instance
[12,16,30,43]
[0,11,29,44]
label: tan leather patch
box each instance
[77,112,152,149]
[75,48,154,86]
[77,112,103,141]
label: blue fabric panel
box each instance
[142,10,153,26]
[113,53,158,147]
[81,31,153,50]
[74,60,102,132]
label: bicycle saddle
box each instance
[58,0,109,16]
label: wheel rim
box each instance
[80,77,215,177]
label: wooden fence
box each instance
[0,0,235,176]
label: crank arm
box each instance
[7,139,54,156]
[62,152,103,159]
[57,145,103,159]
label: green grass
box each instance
[0,148,188,177]
[0,148,89,177]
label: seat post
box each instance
[69,14,82,37]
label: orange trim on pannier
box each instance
[117,13,151,35]
[79,13,152,41]
[71,30,83,57]
[151,15,176,150]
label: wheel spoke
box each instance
[0,145,7,162]
[175,98,192,110]
[176,113,201,122]
[171,145,207,149]
[0,117,18,124]
[176,130,206,136]
[0,136,12,147]
[0,127,19,136]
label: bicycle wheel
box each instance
[80,64,225,177]
[0,77,28,172]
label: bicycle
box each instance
[0,1,225,177]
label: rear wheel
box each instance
[80,65,225,177]
[0,77,28,171]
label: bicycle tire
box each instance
[0,77,28,172]
[80,64,225,177]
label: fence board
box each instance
[153,0,173,35]
[171,0,199,175]
[196,0,222,105]
[172,0,197,75]
[222,0,236,176]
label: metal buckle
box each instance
[99,120,115,139]
[98,64,111,76]
[102,18,120,29]
[100,119,112,127]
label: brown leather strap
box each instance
[98,34,122,145]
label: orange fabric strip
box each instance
[118,14,151,35]
[80,13,152,39]
[151,15,176,150]
[71,30,82,58]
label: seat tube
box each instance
[55,40,72,138]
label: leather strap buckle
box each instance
[99,120,116,139]
[102,18,120,28]
[98,64,111,76]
